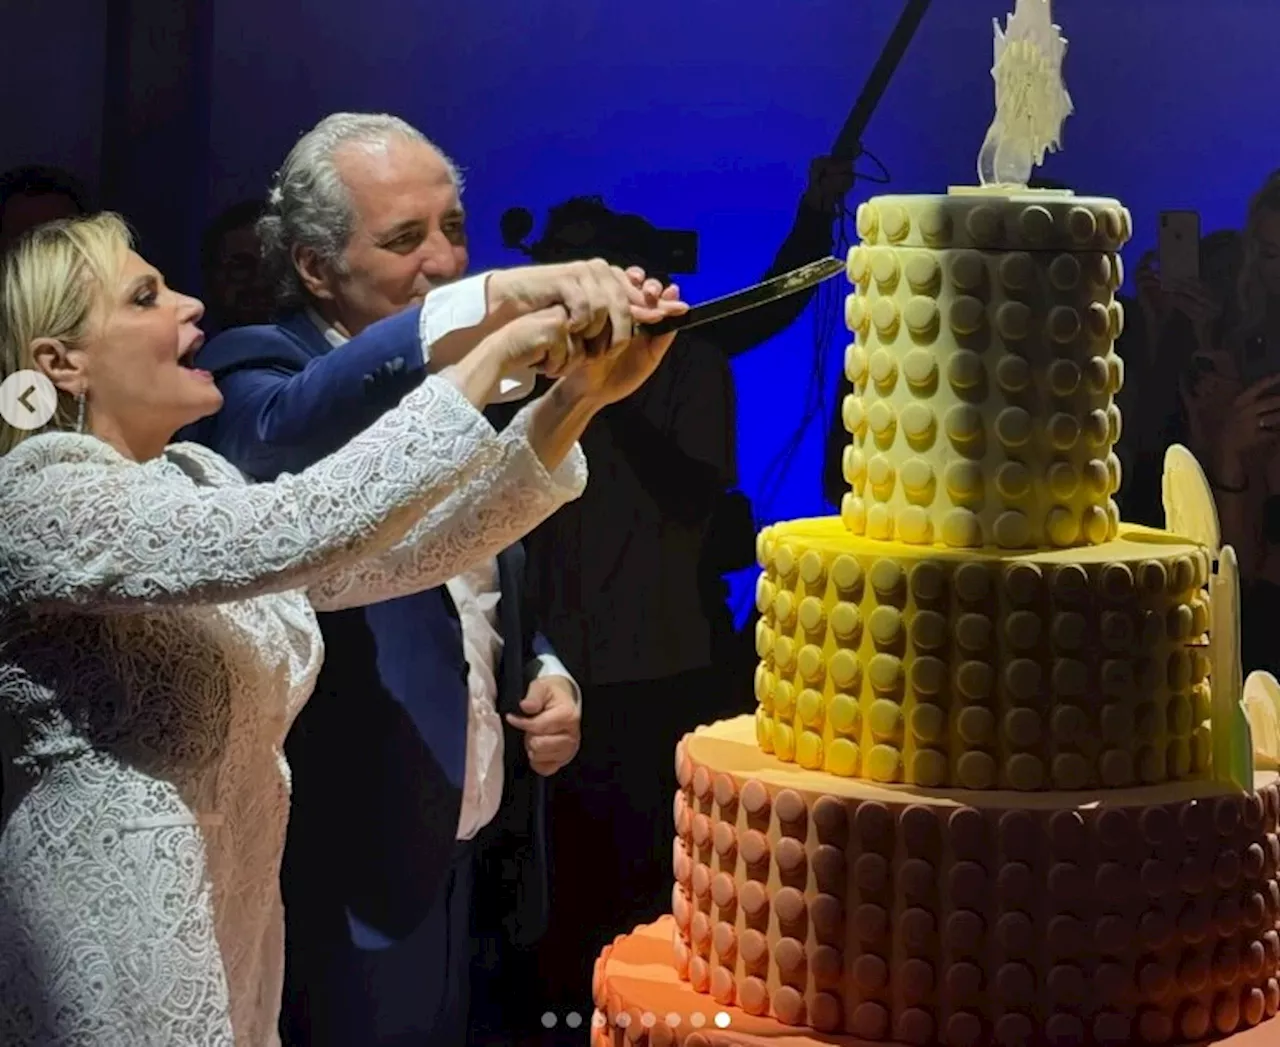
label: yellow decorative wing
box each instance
[1162,444,1221,554]
[1245,671,1280,771]
[1209,546,1252,791]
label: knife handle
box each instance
[633,313,686,338]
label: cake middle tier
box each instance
[754,518,1214,792]
[839,239,1126,550]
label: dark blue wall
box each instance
[207,0,1280,612]
[0,0,106,189]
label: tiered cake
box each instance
[590,189,1280,1047]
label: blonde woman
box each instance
[0,214,683,1044]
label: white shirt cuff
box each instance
[529,654,582,706]
[417,272,491,364]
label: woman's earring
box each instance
[75,393,86,434]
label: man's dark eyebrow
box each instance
[376,219,425,242]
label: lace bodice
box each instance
[0,376,586,1044]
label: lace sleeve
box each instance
[0,377,505,612]
[308,402,587,611]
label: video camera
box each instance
[500,197,698,279]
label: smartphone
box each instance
[1159,210,1201,284]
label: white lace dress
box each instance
[0,376,586,1045]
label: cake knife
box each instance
[638,255,846,336]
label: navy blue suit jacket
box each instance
[187,310,552,947]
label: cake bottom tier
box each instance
[592,919,1280,1047]
[669,716,1280,1046]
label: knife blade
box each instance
[637,255,846,336]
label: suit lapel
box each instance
[495,548,525,715]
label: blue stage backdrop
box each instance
[207,0,1280,621]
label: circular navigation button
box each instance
[0,370,57,430]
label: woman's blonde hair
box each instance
[0,212,132,455]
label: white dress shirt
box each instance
[307,280,578,840]
[444,563,577,840]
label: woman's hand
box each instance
[557,280,688,407]
[440,306,579,406]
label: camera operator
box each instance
[492,157,851,1032]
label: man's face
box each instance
[327,137,468,335]
[0,190,81,247]
[210,224,273,328]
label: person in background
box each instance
[0,211,680,1044]
[200,200,274,332]
[190,113,676,1046]
[499,156,852,1035]
[1178,171,1280,676]
[0,164,89,249]
[1115,229,1242,526]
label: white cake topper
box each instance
[978,0,1074,187]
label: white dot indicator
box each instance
[690,1012,707,1027]
[641,1012,657,1028]
[715,1011,732,1028]
[566,1012,583,1029]
[665,1012,682,1027]
[616,1012,632,1028]
[592,1012,607,1028]
[540,1012,557,1028]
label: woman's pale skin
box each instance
[25,249,685,467]
[33,251,217,463]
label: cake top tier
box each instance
[855,188,1131,254]
[838,189,1128,552]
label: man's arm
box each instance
[200,311,429,479]
[523,633,581,706]
[697,204,836,360]
[197,275,495,479]
[697,158,852,358]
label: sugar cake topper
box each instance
[1209,546,1253,792]
[1245,671,1280,771]
[1162,444,1222,553]
[978,0,1074,187]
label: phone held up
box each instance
[1159,210,1201,285]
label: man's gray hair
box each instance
[257,112,463,309]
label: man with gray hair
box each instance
[190,112,681,1045]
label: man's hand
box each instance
[487,260,642,355]
[803,155,856,215]
[506,676,581,776]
